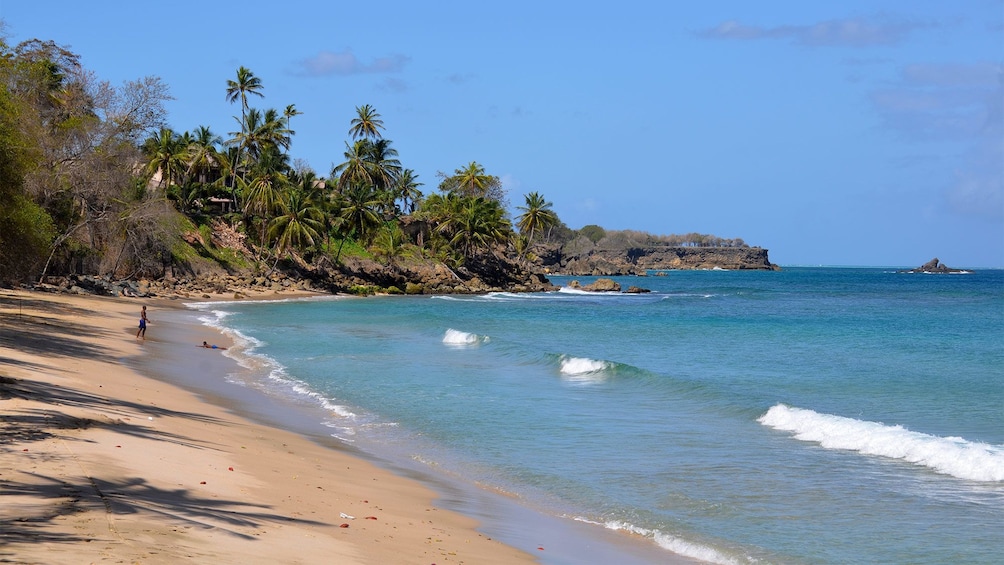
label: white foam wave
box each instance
[442,328,488,346]
[758,404,1004,482]
[582,519,742,565]
[559,356,610,375]
[188,304,359,420]
[558,286,613,295]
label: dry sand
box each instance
[0,289,537,564]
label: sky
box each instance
[2,1,1002,267]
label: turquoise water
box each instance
[191,268,1004,564]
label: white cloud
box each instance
[700,16,927,47]
[291,50,410,77]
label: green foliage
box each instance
[348,284,380,296]
[0,195,56,283]
[579,224,606,243]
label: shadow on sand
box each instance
[0,295,327,554]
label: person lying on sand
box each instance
[199,341,227,350]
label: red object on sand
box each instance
[228,466,234,471]
[200,481,206,484]
[339,523,350,528]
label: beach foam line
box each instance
[758,404,1004,482]
[574,518,742,565]
[442,328,488,346]
[188,304,358,419]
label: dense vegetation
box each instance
[0,34,750,287]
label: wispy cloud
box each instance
[291,49,410,77]
[869,62,1003,223]
[870,62,1001,139]
[699,16,927,47]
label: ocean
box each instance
[187,267,1004,564]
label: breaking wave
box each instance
[758,404,1004,482]
[442,328,489,346]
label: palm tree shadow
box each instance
[0,472,325,553]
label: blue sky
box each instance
[2,1,1001,267]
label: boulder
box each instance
[581,278,621,292]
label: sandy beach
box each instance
[0,289,537,564]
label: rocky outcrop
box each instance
[568,278,621,292]
[901,258,968,274]
[540,239,779,275]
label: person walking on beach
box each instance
[136,305,149,339]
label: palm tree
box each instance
[268,188,324,255]
[225,67,265,191]
[332,184,383,263]
[446,197,511,259]
[332,139,375,193]
[372,223,407,266]
[242,149,289,254]
[283,104,301,155]
[365,138,401,191]
[186,125,222,184]
[337,184,383,243]
[348,104,384,140]
[395,169,423,214]
[142,127,185,189]
[225,66,264,125]
[516,191,559,243]
[438,161,502,200]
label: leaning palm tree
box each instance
[516,191,559,243]
[348,103,384,140]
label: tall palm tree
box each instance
[225,66,264,125]
[516,191,559,243]
[348,104,384,140]
[283,103,301,154]
[225,67,265,191]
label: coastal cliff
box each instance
[538,238,779,275]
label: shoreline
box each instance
[0,289,536,564]
[168,297,691,564]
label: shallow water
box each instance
[189,267,1004,564]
